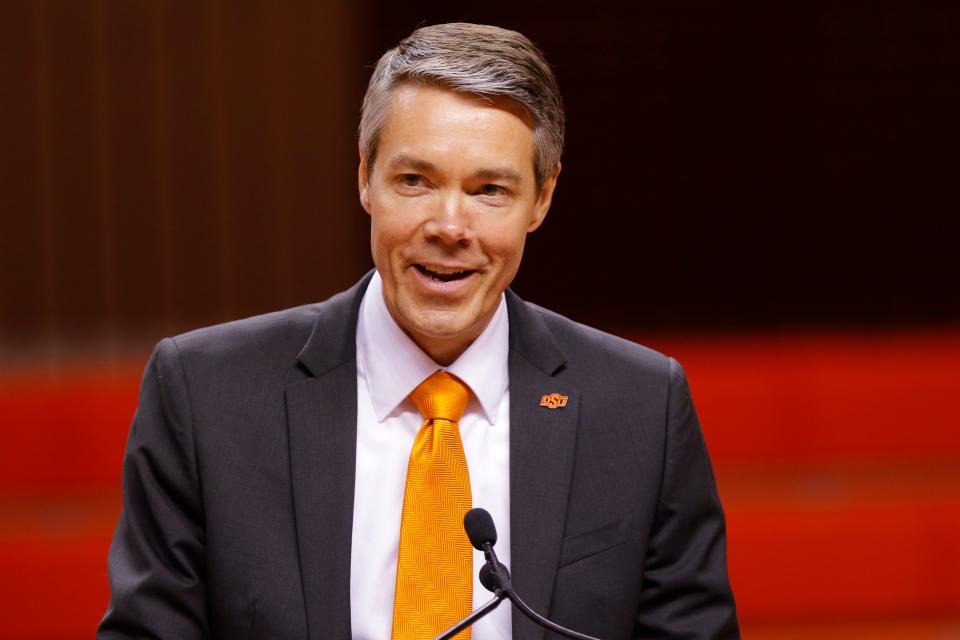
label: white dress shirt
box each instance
[350,272,512,640]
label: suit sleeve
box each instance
[634,358,740,639]
[98,338,210,639]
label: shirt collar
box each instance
[356,271,509,425]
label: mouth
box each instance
[413,264,477,283]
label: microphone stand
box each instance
[435,556,600,640]
[434,592,507,640]
[437,509,601,639]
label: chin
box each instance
[407,313,474,340]
[398,300,479,335]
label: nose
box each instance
[423,192,472,245]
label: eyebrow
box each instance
[386,153,436,173]
[472,167,523,185]
[385,153,524,185]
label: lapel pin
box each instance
[539,393,568,409]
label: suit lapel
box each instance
[506,292,579,640]
[286,275,372,640]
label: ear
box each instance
[358,148,372,214]
[527,162,561,232]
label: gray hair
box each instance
[359,23,565,190]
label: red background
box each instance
[2,1,958,637]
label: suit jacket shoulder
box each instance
[510,296,681,417]
[524,299,673,371]
[162,274,370,401]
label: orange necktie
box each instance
[392,371,473,639]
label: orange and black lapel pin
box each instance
[539,393,568,409]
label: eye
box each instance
[478,184,507,197]
[399,174,423,188]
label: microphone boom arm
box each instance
[502,587,600,640]
[434,593,506,640]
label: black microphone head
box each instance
[464,507,497,550]
[478,563,498,593]
[479,561,511,593]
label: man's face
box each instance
[359,83,559,364]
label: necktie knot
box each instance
[409,371,469,422]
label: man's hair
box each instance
[359,22,565,190]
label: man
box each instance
[99,23,738,640]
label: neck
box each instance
[411,332,477,367]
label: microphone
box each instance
[441,508,600,640]
[463,508,511,592]
[464,507,497,548]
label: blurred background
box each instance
[1,1,959,637]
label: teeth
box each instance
[422,265,467,275]
[416,264,473,282]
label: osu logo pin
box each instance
[539,393,568,409]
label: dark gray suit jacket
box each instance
[99,273,739,639]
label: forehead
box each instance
[376,83,536,178]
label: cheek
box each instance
[369,224,401,276]
[370,213,410,255]
[370,196,422,251]
[483,217,529,255]
[483,228,529,274]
